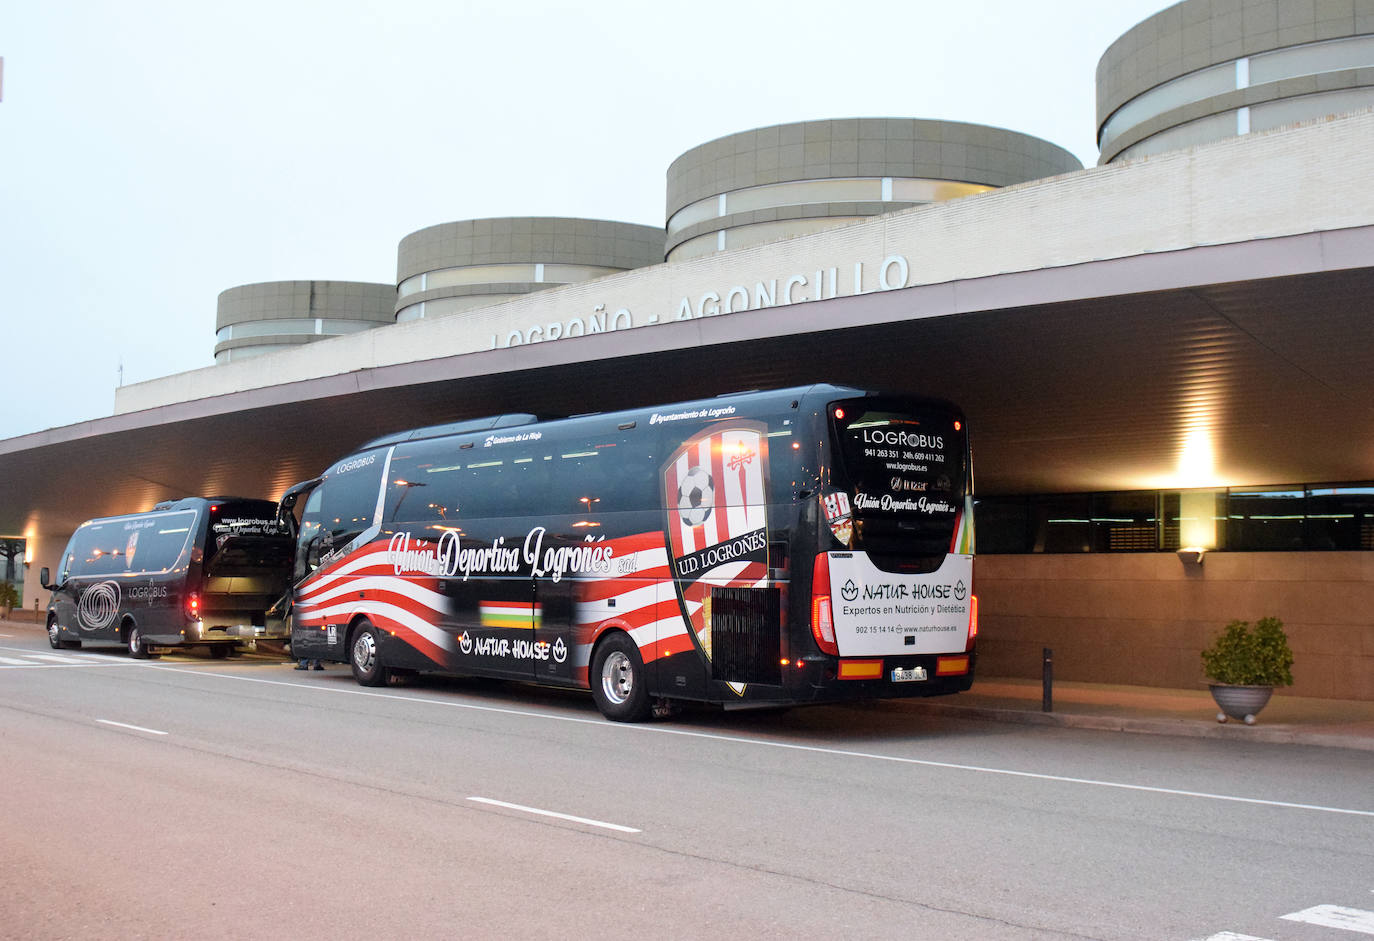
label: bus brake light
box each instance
[811,554,839,656]
[967,594,979,650]
[186,592,201,621]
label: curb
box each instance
[901,700,1374,752]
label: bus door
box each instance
[443,523,538,682]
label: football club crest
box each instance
[661,423,771,666]
[822,490,854,547]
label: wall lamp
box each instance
[1176,547,1207,566]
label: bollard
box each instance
[1042,647,1053,712]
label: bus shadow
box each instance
[388,672,1006,744]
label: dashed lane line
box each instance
[95,719,168,736]
[468,796,641,833]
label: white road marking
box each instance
[96,719,169,736]
[1281,905,1374,935]
[468,797,640,833]
[0,645,144,668]
[0,655,137,669]
[145,664,1374,820]
[1189,933,1271,941]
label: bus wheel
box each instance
[350,621,390,687]
[47,618,61,649]
[591,633,651,722]
[209,645,230,659]
[127,624,153,660]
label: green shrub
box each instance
[0,581,18,609]
[1200,616,1294,687]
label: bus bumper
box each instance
[186,616,290,644]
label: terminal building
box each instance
[4,0,1373,701]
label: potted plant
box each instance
[0,581,18,620]
[1200,616,1293,724]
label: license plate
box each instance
[890,666,928,683]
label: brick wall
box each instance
[976,551,1374,701]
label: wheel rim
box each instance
[353,631,376,674]
[48,622,59,644]
[128,627,140,654]
[600,650,634,705]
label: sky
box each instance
[0,0,1169,441]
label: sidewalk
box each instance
[904,677,1374,752]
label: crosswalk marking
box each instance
[1281,905,1374,935]
[1191,932,1271,940]
[0,652,127,669]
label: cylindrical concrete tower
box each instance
[664,118,1083,262]
[1097,0,1374,164]
[394,217,665,323]
[214,281,397,364]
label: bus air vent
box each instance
[709,587,782,686]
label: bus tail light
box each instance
[966,594,979,651]
[811,554,839,656]
[187,592,201,621]
[937,655,970,676]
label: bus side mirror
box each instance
[40,567,53,590]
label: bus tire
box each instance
[209,645,230,659]
[590,633,651,723]
[47,617,61,649]
[350,620,390,687]
[126,622,153,659]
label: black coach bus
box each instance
[279,384,977,720]
[42,497,293,658]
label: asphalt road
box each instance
[1,624,1371,941]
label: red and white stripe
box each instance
[294,540,455,665]
[570,531,691,683]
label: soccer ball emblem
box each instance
[677,466,714,527]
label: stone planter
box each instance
[1209,684,1274,724]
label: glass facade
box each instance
[670,216,866,262]
[977,484,1374,553]
[217,319,377,342]
[1100,33,1374,153]
[667,176,993,238]
[398,263,622,298]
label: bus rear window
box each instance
[831,402,966,557]
[206,501,286,562]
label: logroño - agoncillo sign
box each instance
[488,253,911,349]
